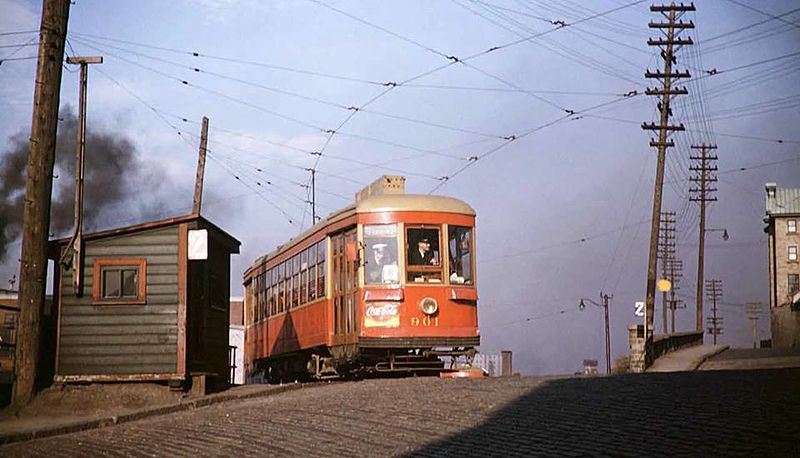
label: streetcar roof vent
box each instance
[356,175,405,202]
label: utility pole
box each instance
[14,0,71,409]
[690,144,718,332]
[192,116,209,215]
[746,301,762,349]
[578,292,612,375]
[64,56,102,296]
[705,279,723,344]
[666,258,684,333]
[658,210,676,334]
[641,3,694,355]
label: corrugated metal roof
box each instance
[766,186,800,216]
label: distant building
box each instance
[582,359,599,375]
[473,353,501,376]
[764,183,800,348]
[229,296,244,385]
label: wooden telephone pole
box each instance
[705,279,723,344]
[641,3,694,354]
[192,116,209,215]
[658,211,676,334]
[746,302,762,349]
[690,144,718,332]
[666,258,684,333]
[14,0,71,409]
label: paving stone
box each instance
[1,369,798,457]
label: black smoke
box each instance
[0,107,179,261]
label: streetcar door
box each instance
[332,228,359,345]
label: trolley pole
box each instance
[14,0,71,409]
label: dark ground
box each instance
[1,369,798,457]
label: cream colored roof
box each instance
[355,194,475,215]
[245,193,474,276]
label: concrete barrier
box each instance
[629,327,703,372]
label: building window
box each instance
[789,220,797,234]
[790,246,798,262]
[93,258,147,304]
[789,274,800,296]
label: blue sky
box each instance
[1,0,799,375]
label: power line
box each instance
[70,31,387,86]
[71,35,510,141]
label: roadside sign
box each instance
[634,301,645,317]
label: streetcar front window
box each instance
[406,227,442,283]
[448,226,473,285]
[364,224,399,285]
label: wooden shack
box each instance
[48,214,240,388]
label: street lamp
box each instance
[706,228,729,241]
[578,292,612,375]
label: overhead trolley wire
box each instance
[71,35,509,141]
[92,62,312,223]
[206,152,298,225]
[70,31,387,87]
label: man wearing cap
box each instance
[408,237,436,265]
[367,242,395,283]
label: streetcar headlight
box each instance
[418,297,438,315]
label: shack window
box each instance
[448,226,474,285]
[93,258,146,304]
[3,313,16,329]
[406,227,442,283]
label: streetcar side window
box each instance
[448,226,473,285]
[309,245,317,301]
[279,262,287,313]
[406,227,442,283]
[317,240,326,297]
[268,272,272,318]
[300,249,308,305]
[292,254,300,308]
[364,224,399,285]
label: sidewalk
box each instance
[0,383,303,445]
[647,344,729,373]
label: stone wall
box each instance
[771,305,800,349]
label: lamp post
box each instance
[706,228,729,241]
[579,292,612,375]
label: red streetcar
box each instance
[243,176,479,381]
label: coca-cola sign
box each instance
[364,303,400,328]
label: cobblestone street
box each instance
[2,369,798,457]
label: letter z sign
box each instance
[634,301,645,317]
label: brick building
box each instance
[764,183,800,348]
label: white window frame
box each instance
[788,219,797,234]
[789,245,798,262]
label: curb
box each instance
[689,345,730,370]
[0,383,303,446]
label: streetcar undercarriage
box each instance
[254,345,477,383]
